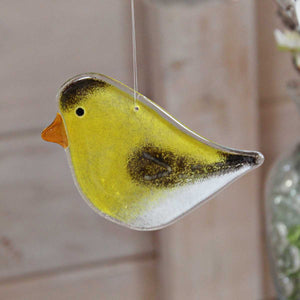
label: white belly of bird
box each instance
[132,165,251,230]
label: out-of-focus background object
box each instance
[265,2,300,300]
[265,81,300,300]
[276,0,300,30]
[0,0,296,299]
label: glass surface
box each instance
[42,73,263,230]
[265,82,300,300]
[266,145,300,300]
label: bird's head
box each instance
[41,74,114,149]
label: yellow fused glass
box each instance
[42,73,264,230]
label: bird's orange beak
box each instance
[41,113,68,149]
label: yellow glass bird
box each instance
[42,73,264,230]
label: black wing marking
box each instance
[142,152,172,181]
[127,145,199,188]
[127,145,255,188]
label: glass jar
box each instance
[265,81,300,300]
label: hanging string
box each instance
[131,0,139,109]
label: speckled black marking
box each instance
[127,146,256,188]
[127,146,189,188]
[224,153,257,167]
[60,78,109,111]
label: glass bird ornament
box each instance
[41,73,264,230]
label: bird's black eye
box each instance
[76,107,85,117]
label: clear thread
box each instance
[131,0,139,108]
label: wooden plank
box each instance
[0,259,157,300]
[143,0,263,299]
[0,0,133,134]
[0,133,154,279]
[261,99,300,172]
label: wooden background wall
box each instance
[0,0,296,299]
